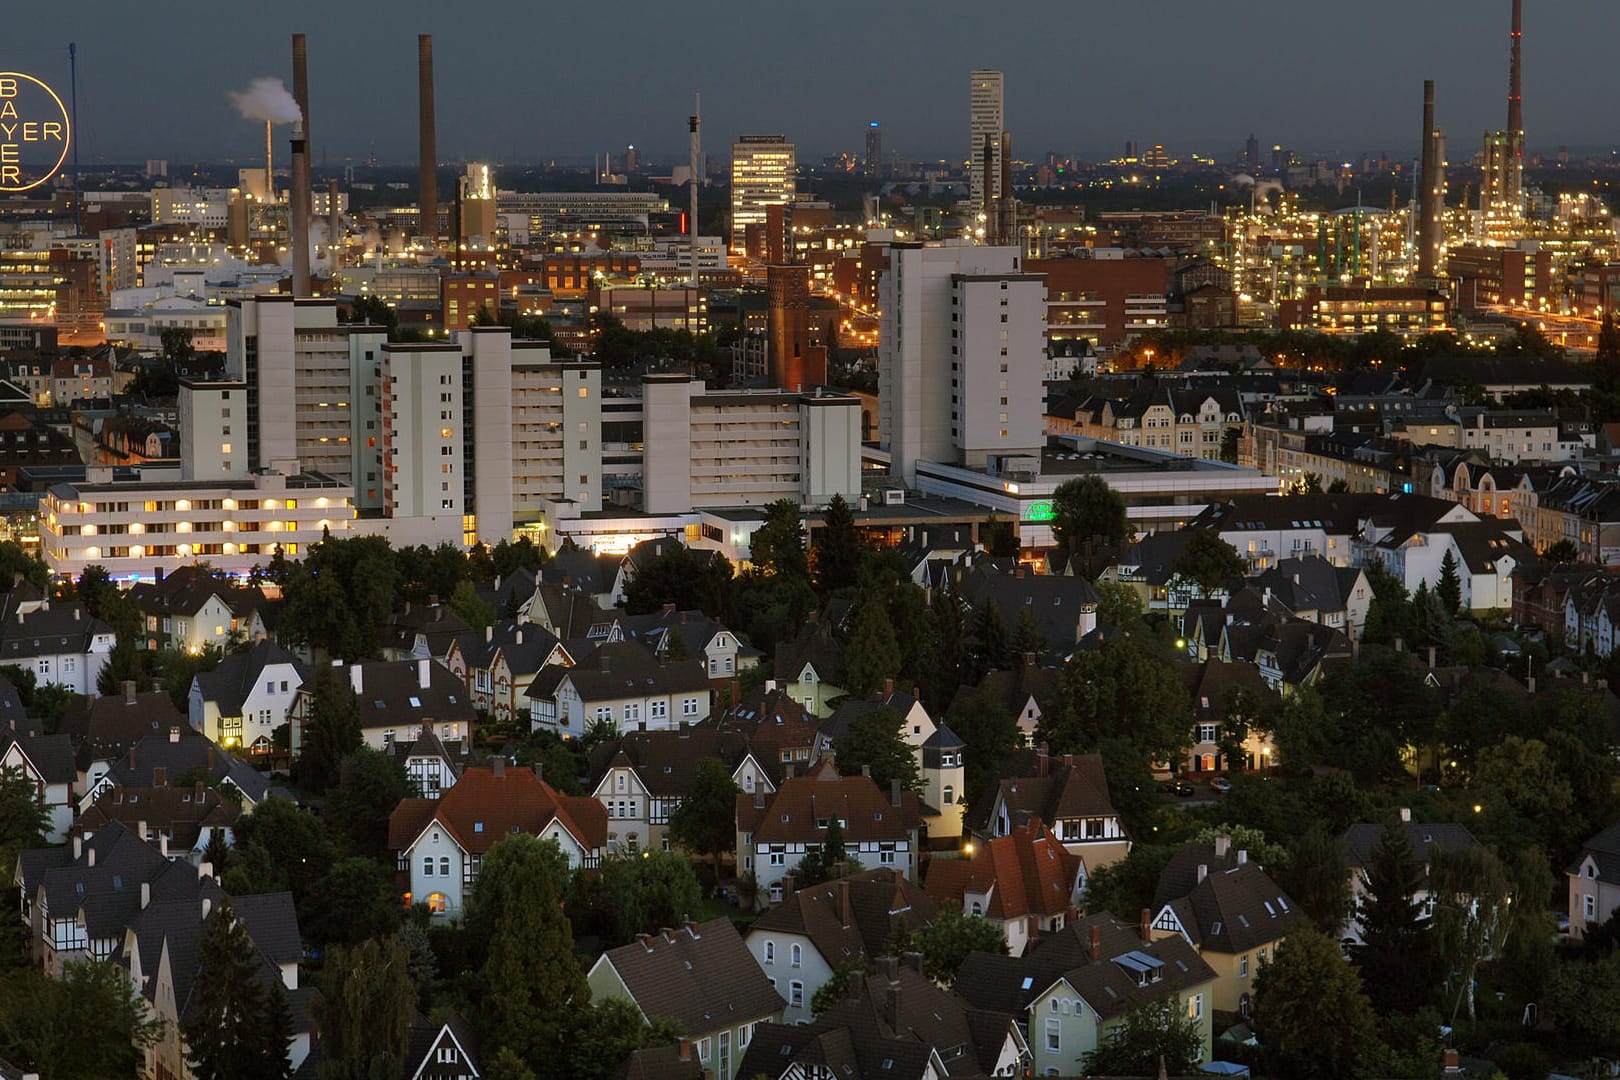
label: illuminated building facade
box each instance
[730,135,796,254]
[969,70,1004,210]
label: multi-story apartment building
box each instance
[1027,252,1173,348]
[1072,385,1244,461]
[730,136,796,254]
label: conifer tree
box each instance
[183,902,293,1080]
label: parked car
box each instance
[1208,776,1233,793]
[1161,779,1195,797]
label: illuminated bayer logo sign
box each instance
[1024,501,1056,522]
[0,73,70,193]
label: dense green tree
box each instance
[1094,580,1146,630]
[1546,947,1620,1053]
[1215,683,1270,772]
[491,537,546,579]
[1590,308,1620,422]
[1010,606,1045,659]
[326,747,413,861]
[981,513,1019,558]
[72,565,119,619]
[448,579,497,631]
[1359,562,1413,647]
[667,758,740,864]
[1316,651,1441,783]
[512,730,585,796]
[280,533,400,660]
[1173,528,1246,593]
[1253,927,1383,1080]
[466,836,575,964]
[183,901,294,1080]
[916,906,1007,985]
[945,684,1025,807]
[315,938,418,1080]
[731,571,817,655]
[1435,550,1462,616]
[749,499,810,580]
[1470,735,1576,853]
[811,957,875,1017]
[0,766,48,885]
[1428,843,1549,1023]
[482,838,587,1070]
[834,705,921,794]
[815,493,863,594]
[304,856,402,948]
[1081,996,1204,1076]
[917,585,969,712]
[0,959,164,1080]
[598,851,705,944]
[967,600,1012,682]
[297,666,362,791]
[1352,824,1440,1015]
[844,594,902,697]
[623,543,734,618]
[1291,471,1324,494]
[1276,826,1352,933]
[563,998,684,1080]
[1050,475,1130,557]
[1082,844,1176,920]
[1441,677,1527,777]
[222,796,334,909]
[1040,634,1190,766]
[1543,538,1579,564]
[0,541,49,591]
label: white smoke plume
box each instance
[230,77,302,124]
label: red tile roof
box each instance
[737,758,920,844]
[925,819,1080,920]
[387,763,607,854]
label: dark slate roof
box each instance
[966,754,1118,838]
[957,564,1100,662]
[541,545,624,595]
[100,731,270,804]
[0,596,112,662]
[402,1013,482,1080]
[611,1044,704,1080]
[773,617,847,686]
[384,604,474,658]
[529,640,710,704]
[1,731,75,783]
[600,918,783,1032]
[1571,820,1620,882]
[127,565,257,620]
[587,729,760,797]
[465,619,564,675]
[751,869,938,968]
[821,688,924,747]
[31,820,185,946]
[58,688,189,773]
[953,913,1215,1021]
[737,759,922,846]
[1153,843,1299,955]
[1112,529,1196,587]
[74,784,243,850]
[1340,821,1481,872]
[192,638,310,718]
[0,671,31,732]
[948,662,1063,725]
[623,607,761,663]
[315,658,476,728]
[232,891,302,968]
[1252,555,1360,617]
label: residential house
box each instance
[611,1043,704,1080]
[78,726,270,811]
[1149,836,1300,1015]
[386,760,607,917]
[1567,821,1620,939]
[744,869,938,1022]
[74,784,243,865]
[736,759,924,902]
[1356,507,1530,613]
[925,819,1084,957]
[969,751,1131,871]
[821,686,966,843]
[773,615,848,718]
[712,686,821,772]
[454,619,571,723]
[545,545,624,607]
[737,956,1027,1080]
[953,914,1217,1075]
[1251,555,1372,641]
[1529,475,1620,564]
[0,588,115,694]
[949,661,1063,748]
[1339,811,1481,944]
[526,640,712,737]
[188,638,311,755]
[1180,660,1275,774]
[57,682,191,794]
[1181,593,1353,695]
[587,728,778,855]
[957,564,1099,663]
[624,606,762,684]
[127,565,266,652]
[587,918,783,1080]
[296,1012,483,1080]
[1075,384,1245,461]
[0,731,75,840]
[394,723,473,799]
[291,658,476,757]
[1100,530,1227,618]
[382,603,478,664]
[1192,492,1370,571]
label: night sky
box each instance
[5,0,1614,167]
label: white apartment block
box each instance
[39,467,355,579]
[878,242,1046,485]
[969,70,1005,209]
[381,345,465,521]
[730,135,796,253]
[641,376,861,514]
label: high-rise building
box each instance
[878,241,1046,485]
[730,135,796,254]
[969,71,1004,210]
[865,122,882,174]
[1244,134,1260,169]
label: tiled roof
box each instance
[737,759,921,846]
[599,918,782,1034]
[192,638,310,719]
[100,731,271,805]
[1340,821,1480,873]
[1,731,75,783]
[1572,820,1620,882]
[313,658,476,729]
[968,754,1118,838]
[387,762,607,855]
[751,869,937,968]
[587,729,759,797]
[75,784,242,850]
[773,617,847,685]
[925,819,1080,920]
[1152,842,1299,955]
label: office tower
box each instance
[878,242,1046,485]
[625,144,638,173]
[969,70,1004,209]
[1482,0,1526,221]
[730,135,795,254]
[1245,134,1260,169]
[865,122,882,174]
[1417,80,1444,280]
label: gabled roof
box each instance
[1152,841,1299,955]
[99,730,270,805]
[737,759,921,845]
[1571,820,1620,882]
[953,913,1215,1021]
[925,819,1081,920]
[773,616,847,685]
[465,619,564,676]
[751,868,937,967]
[58,687,189,773]
[587,729,759,797]
[957,564,1100,662]
[402,1013,482,1080]
[192,638,310,719]
[713,687,820,764]
[598,918,782,1033]
[968,754,1118,837]
[0,731,75,783]
[1340,821,1481,872]
[75,784,243,850]
[386,762,607,856]
[622,607,759,663]
[384,603,473,658]
[611,1044,704,1080]
[949,662,1063,724]
[1112,529,1196,587]
[821,688,924,747]
[528,640,710,705]
[0,595,112,661]
[1252,555,1360,616]
[127,566,261,620]
[311,658,476,729]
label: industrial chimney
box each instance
[1507,0,1524,208]
[291,122,312,295]
[328,177,342,271]
[418,34,438,248]
[292,33,310,155]
[1416,80,1442,281]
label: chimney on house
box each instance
[1400,807,1411,823]
[1427,645,1436,669]
[1088,925,1101,961]
[87,845,96,867]
[418,659,431,689]
[782,873,797,896]
[890,779,901,807]
[883,677,894,697]
[1237,849,1248,865]
[1036,743,1050,778]
[136,820,147,841]
[152,766,167,786]
[485,625,493,643]
[1139,907,1152,943]
[884,982,901,1031]
[753,786,765,809]
[1214,835,1230,859]
[600,652,611,673]
[1197,863,1208,884]
[904,951,922,974]
[123,680,137,704]
[515,629,523,646]
[861,765,871,778]
[836,879,851,926]
[492,756,505,779]
[168,726,180,743]
[847,968,864,1000]
[350,664,363,694]
[1028,914,1040,942]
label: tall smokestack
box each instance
[264,121,274,205]
[1507,0,1524,210]
[328,177,342,271]
[418,34,438,248]
[1417,80,1442,281]
[689,92,701,287]
[998,130,1013,245]
[291,122,311,295]
[292,34,310,151]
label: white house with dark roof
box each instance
[77,727,271,812]
[291,658,476,757]
[1568,821,1620,939]
[526,640,712,737]
[0,589,115,694]
[586,729,777,855]
[1339,812,1482,945]
[0,732,76,840]
[188,638,310,756]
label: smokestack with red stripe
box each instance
[419,34,438,248]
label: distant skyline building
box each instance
[729,134,796,254]
[865,122,882,174]
[969,70,1004,210]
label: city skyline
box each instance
[6,0,1617,168]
